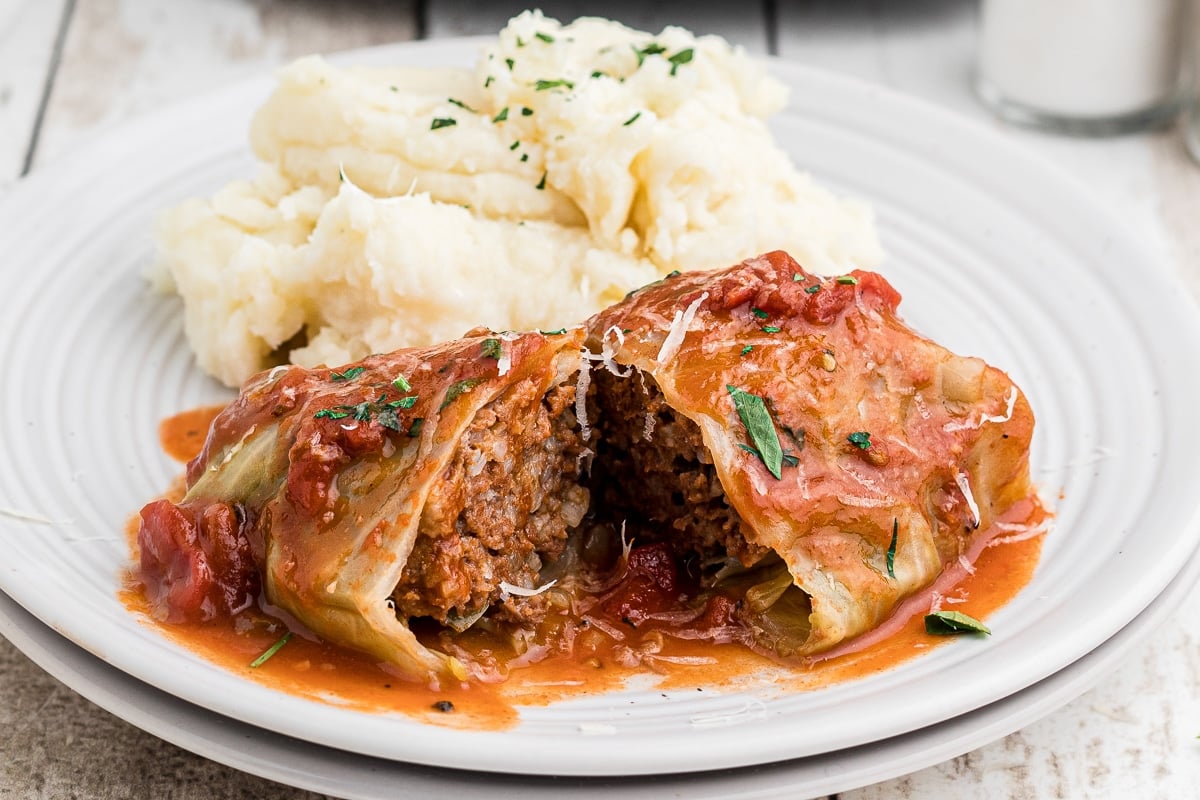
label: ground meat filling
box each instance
[589,368,768,567]
[390,377,589,626]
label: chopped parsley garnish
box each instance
[484,76,494,88]
[668,48,694,76]
[633,42,668,66]
[250,632,291,668]
[330,366,365,382]
[666,270,681,278]
[520,106,534,116]
[847,431,872,450]
[481,338,503,359]
[520,153,529,162]
[441,378,484,409]
[431,117,457,130]
[516,36,526,48]
[493,106,509,122]
[534,78,574,91]
[505,58,515,71]
[314,408,350,420]
[539,327,568,335]
[924,610,990,636]
[391,375,412,392]
[836,275,859,285]
[762,325,781,334]
[741,345,753,356]
[389,85,398,92]
[591,70,606,79]
[408,418,424,437]
[389,396,419,409]
[804,284,821,294]
[447,98,475,112]
[886,518,898,578]
[727,385,784,479]
[509,140,520,150]
[623,111,641,126]
[751,307,769,319]
[535,32,555,43]
[536,171,547,190]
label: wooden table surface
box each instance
[2,2,1199,797]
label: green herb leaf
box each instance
[887,518,898,578]
[668,48,694,76]
[847,431,872,450]
[623,111,641,126]
[836,275,859,285]
[536,171,547,190]
[376,408,402,432]
[534,78,574,91]
[804,284,821,294]
[314,408,350,420]
[520,153,529,162]
[509,140,520,150]
[520,106,534,116]
[762,325,781,334]
[481,338,503,359]
[389,85,398,92]
[408,418,425,437]
[493,106,509,122]
[330,366,365,382]
[539,327,567,336]
[751,307,769,319]
[505,58,515,71]
[727,385,784,479]
[441,378,484,410]
[924,610,990,636]
[250,632,291,668]
[447,98,475,112]
[740,344,753,356]
[535,32,555,43]
[386,396,418,410]
[634,42,667,67]
[782,453,800,467]
[666,270,681,278]
[484,76,494,88]
[431,117,457,130]
[516,36,526,48]
[792,273,803,281]
[591,70,606,79]
[351,402,372,422]
[391,375,412,392]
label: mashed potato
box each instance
[155,11,883,387]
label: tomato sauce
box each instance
[122,407,1047,729]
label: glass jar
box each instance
[977,0,1186,135]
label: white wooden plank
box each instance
[777,0,979,116]
[29,0,418,170]
[427,0,769,54]
[0,0,70,186]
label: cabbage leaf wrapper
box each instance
[136,329,589,684]
[583,250,1038,659]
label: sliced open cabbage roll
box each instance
[136,329,588,683]
[584,250,1035,658]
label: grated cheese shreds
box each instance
[498,579,558,599]
[655,292,708,365]
[954,470,982,528]
[575,355,592,442]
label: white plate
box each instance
[3,536,1197,798]
[1,39,1200,777]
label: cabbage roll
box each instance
[137,329,588,682]
[583,250,1035,657]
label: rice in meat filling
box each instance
[391,381,589,626]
